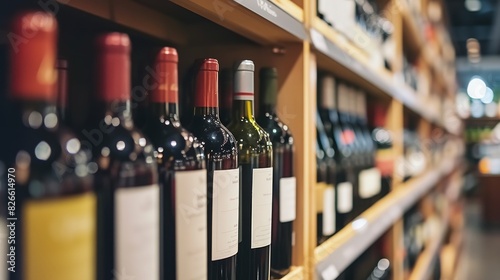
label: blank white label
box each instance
[175,170,207,280]
[251,167,273,249]
[359,168,382,199]
[321,264,339,280]
[323,185,335,235]
[212,169,239,261]
[337,182,353,213]
[115,184,160,280]
[279,177,296,223]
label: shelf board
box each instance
[171,0,307,44]
[314,158,460,279]
[408,212,450,280]
[399,0,424,60]
[278,266,304,280]
[309,26,451,130]
[399,0,452,93]
[59,0,306,45]
[465,117,500,126]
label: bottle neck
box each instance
[194,106,219,117]
[260,72,278,115]
[233,66,255,121]
[233,99,255,120]
[151,102,179,120]
[260,103,276,115]
[17,100,59,129]
[96,100,133,125]
[194,66,219,118]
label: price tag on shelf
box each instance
[321,265,339,280]
[311,29,328,54]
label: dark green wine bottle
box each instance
[256,68,296,277]
[227,60,273,280]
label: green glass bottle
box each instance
[227,60,273,280]
[256,68,296,277]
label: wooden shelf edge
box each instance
[172,0,307,43]
[309,26,452,131]
[278,266,304,280]
[269,0,304,23]
[408,211,450,280]
[465,117,500,125]
[313,157,461,279]
[399,0,424,56]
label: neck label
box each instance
[234,92,254,101]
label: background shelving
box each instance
[0,0,464,279]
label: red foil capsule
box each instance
[94,32,131,102]
[9,11,58,101]
[194,58,219,108]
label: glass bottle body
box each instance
[257,107,295,276]
[228,99,273,280]
[87,101,159,280]
[189,107,239,280]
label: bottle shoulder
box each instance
[13,123,94,197]
[257,113,286,143]
[227,117,273,150]
[142,118,205,166]
[189,115,238,156]
[85,118,156,167]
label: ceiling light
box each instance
[467,77,487,99]
[465,0,482,12]
[481,87,494,104]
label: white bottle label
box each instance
[251,167,273,249]
[279,177,296,223]
[359,168,382,199]
[212,169,239,261]
[115,184,160,280]
[337,182,353,213]
[322,185,335,235]
[174,170,208,280]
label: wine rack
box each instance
[0,0,465,279]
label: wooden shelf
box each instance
[309,24,457,133]
[399,0,453,95]
[399,0,425,60]
[408,212,450,280]
[465,117,500,126]
[60,0,307,45]
[5,1,462,278]
[170,0,307,43]
[314,157,460,279]
[278,266,304,280]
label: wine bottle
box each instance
[368,103,392,200]
[256,67,296,276]
[0,37,8,280]
[353,89,381,212]
[316,112,336,245]
[7,11,95,280]
[227,60,273,280]
[219,68,233,126]
[187,58,239,280]
[87,33,159,280]
[140,48,207,280]
[56,59,69,123]
[318,76,355,229]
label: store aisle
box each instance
[454,199,500,280]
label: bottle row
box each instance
[314,74,394,244]
[0,11,296,280]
